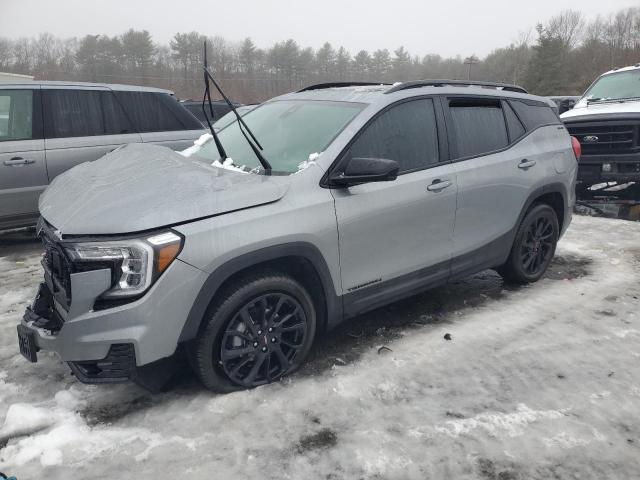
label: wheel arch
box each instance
[178,242,341,343]
[519,182,568,233]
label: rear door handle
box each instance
[427,179,452,192]
[518,159,536,169]
[3,157,35,166]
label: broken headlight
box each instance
[65,231,183,299]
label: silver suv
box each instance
[0,81,205,230]
[17,81,578,392]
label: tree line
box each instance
[0,7,639,103]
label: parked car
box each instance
[562,65,640,191]
[18,80,577,392]
[547,96,580,115]
[180,99,242,126]
[0,81,205,230]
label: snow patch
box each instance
[543,429,606,449]
[434,404,566,438]
[179,133,212,157]
[613,329,640,338]
[295,152,322,173]
[589,391,611,401]
[211,157,249,174]
[0,403,54,438]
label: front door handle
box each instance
[427,179,452,192]
[518,159,536,169]
[3,157,35,166]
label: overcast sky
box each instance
[1,0,637,57]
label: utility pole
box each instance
[464,55,479,80]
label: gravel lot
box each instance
[0,215,639,479]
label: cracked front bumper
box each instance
[18,258,208,380]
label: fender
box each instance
[178,242,342,342]
[502,181,569,259]
[518,181,569,233]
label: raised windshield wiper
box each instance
[202,42,272,172]
[201,42,228,162]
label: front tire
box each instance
[497,204,559,284]
[191,273,316,392]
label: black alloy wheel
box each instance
[519,215,555,276]
[220,293,308,387]
[497,204,559,284]
[191,273,316,392]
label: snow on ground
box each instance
[0,215,639,479]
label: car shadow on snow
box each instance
[298,253,592,377]
[156,252,592,400]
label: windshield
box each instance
[213,105,254,131]
[193,100,364,174]
[584,69,640,102]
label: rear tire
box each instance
[497,204,559,284]
[191,273,316,393]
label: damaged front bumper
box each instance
[18,230,208,385]
[18,282,137,383]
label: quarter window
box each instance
[503,100,526,141]
[510,100,560,130]
[0,90,34,142]
[448,98,508,158]
[346,99,439,173]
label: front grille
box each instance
[41,229,73,309]
[39,220,120,311]
[566,120,640,155]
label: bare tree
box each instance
[546,10,585,49]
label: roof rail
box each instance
[297,82,390,92]
[385,80,527,94]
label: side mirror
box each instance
[329,157,399,187]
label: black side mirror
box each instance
[329,157,399,187]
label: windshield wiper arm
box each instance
[201,44,227,162]
[202,64,272,172]
[588,96,640,105]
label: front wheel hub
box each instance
[219,293,307,387]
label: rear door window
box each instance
[0,89,37,141]
[43,89,106,138]
[447,97,508,158]
[115,92,202,132]
[346,98,440,173]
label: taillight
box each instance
[571,136,581,161]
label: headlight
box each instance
[65,231,183,299]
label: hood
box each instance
[39,143,290,235]
[561,99,640,120]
